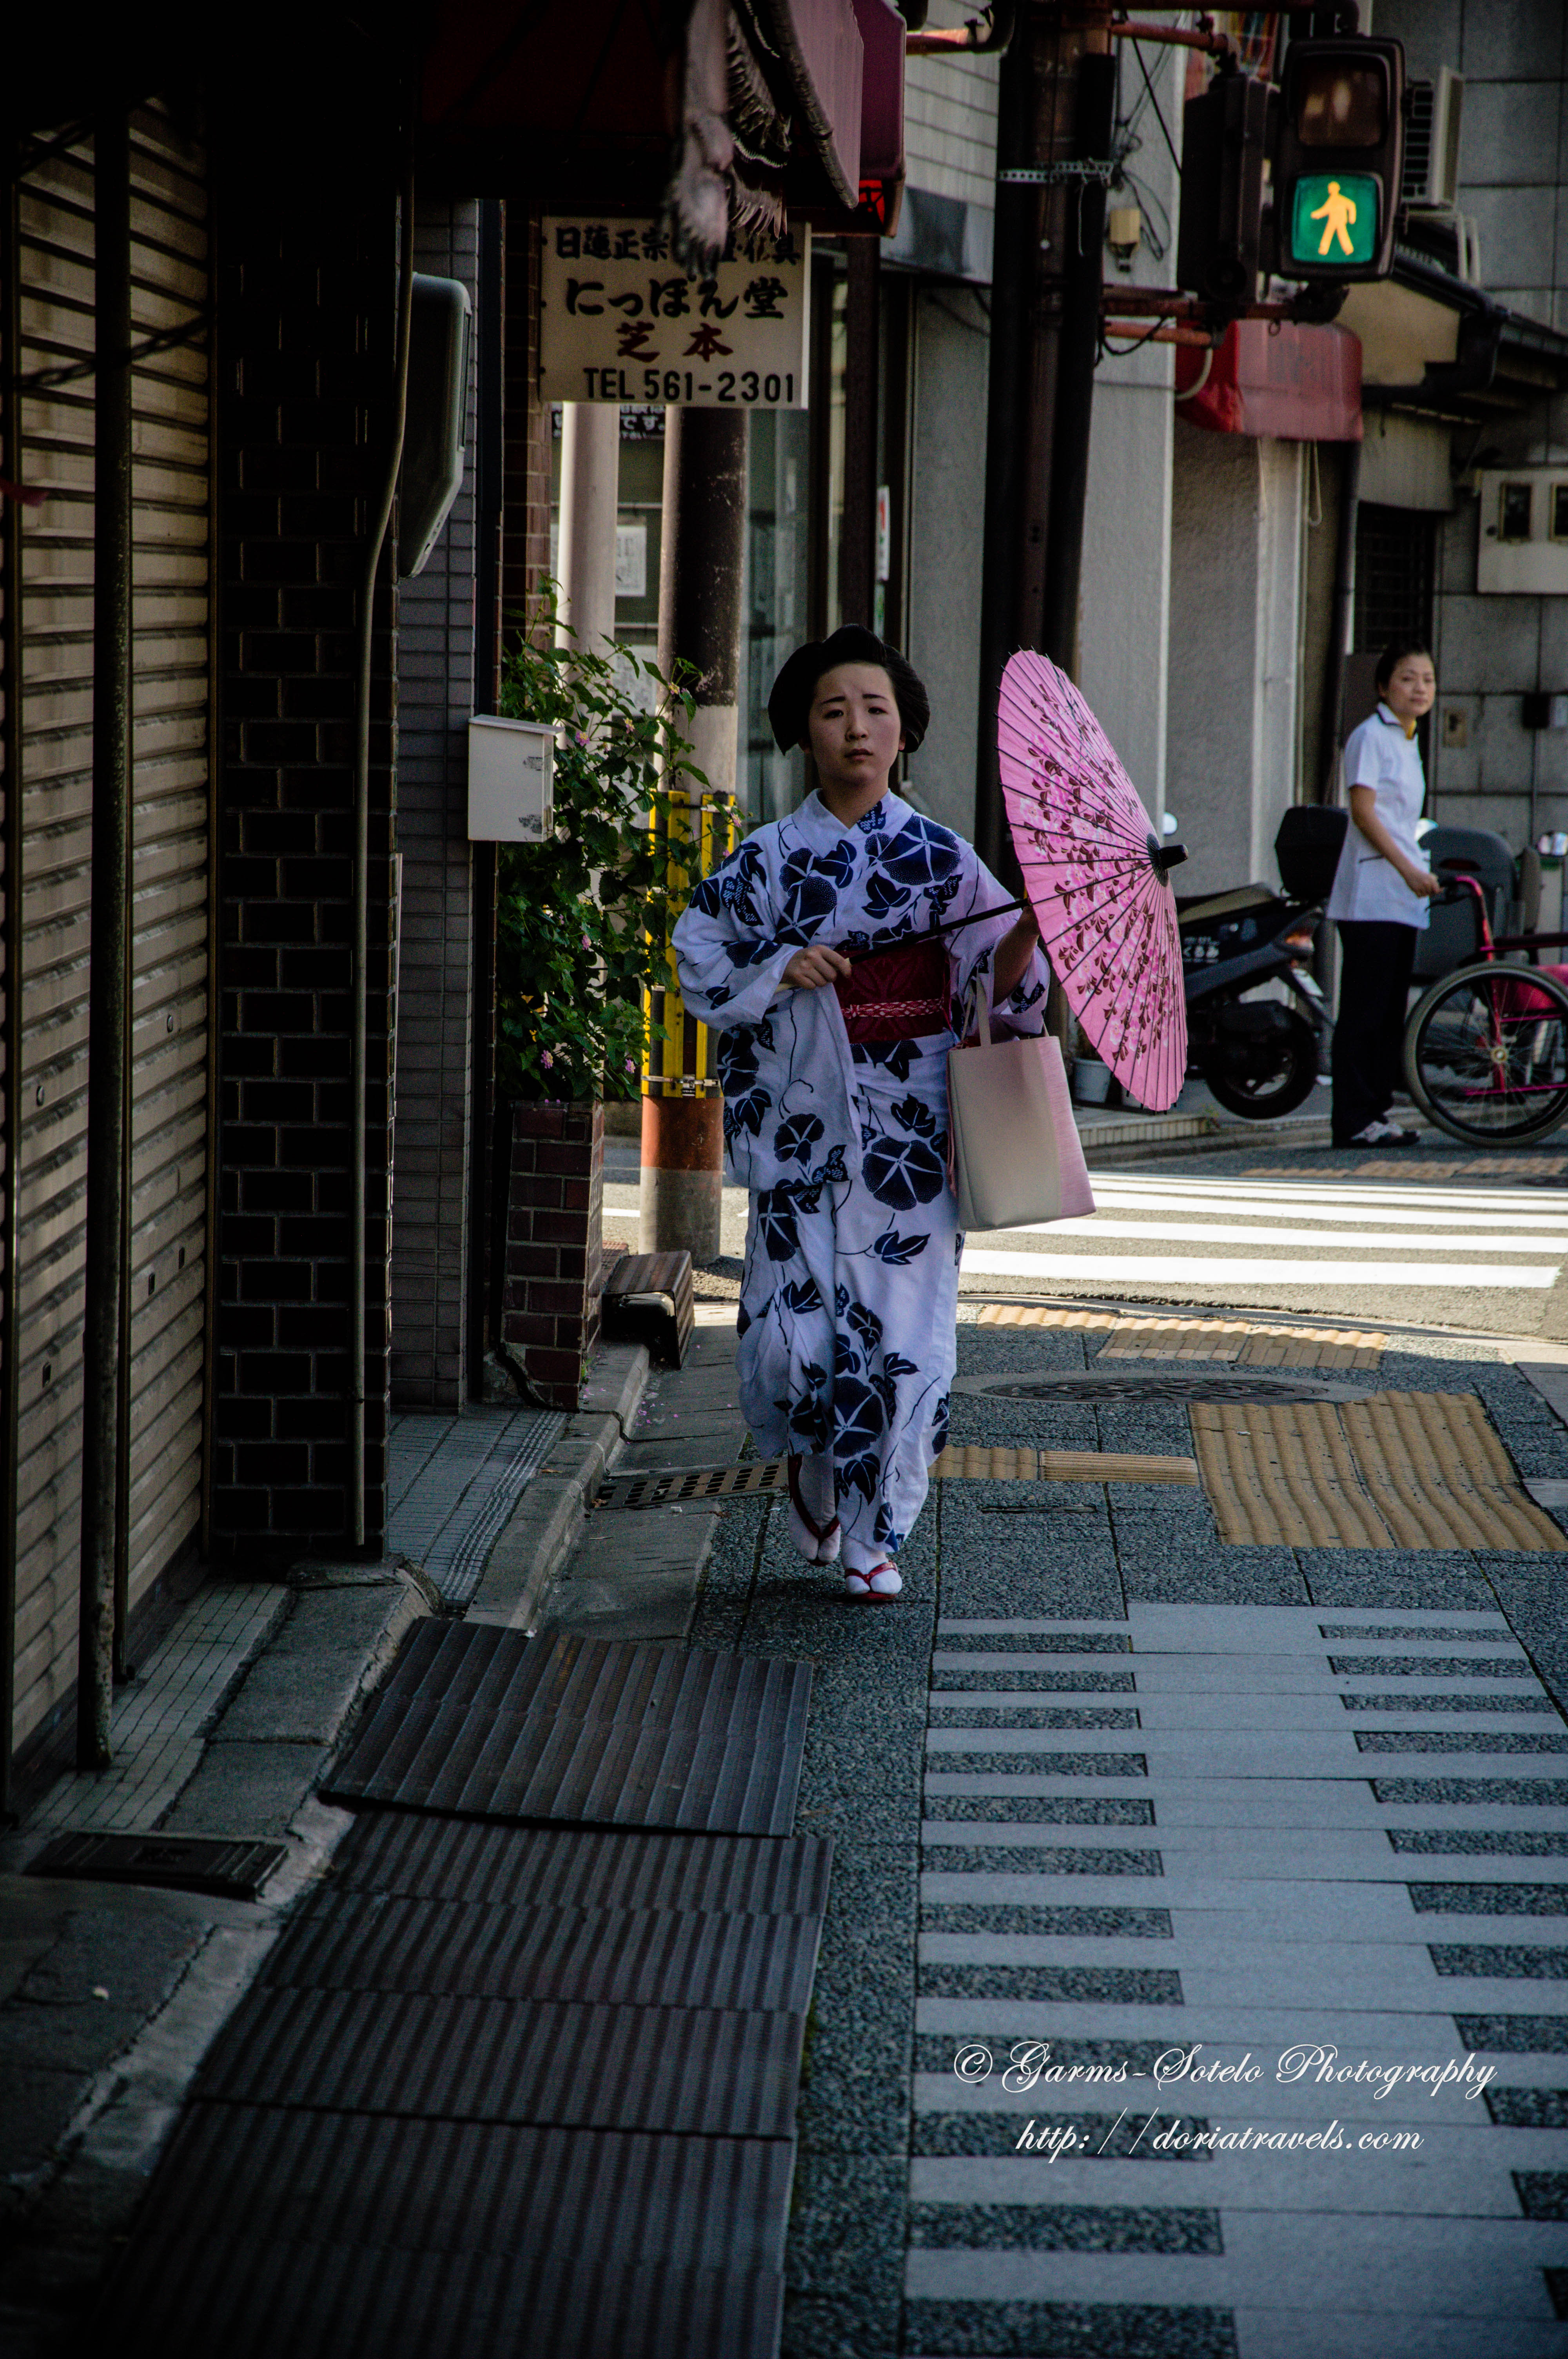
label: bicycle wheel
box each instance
[1404,960,1568,1145]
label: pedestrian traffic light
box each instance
[1176,67,1272,308]
[1274,37,1405,281]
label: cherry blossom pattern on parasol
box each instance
[998,649,1189,1113]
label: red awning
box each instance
[1175,320,1362,442]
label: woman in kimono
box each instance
[673,626,1048,1599]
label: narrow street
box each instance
[606,1130,1568,2357]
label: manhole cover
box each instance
[952,1371,1370,1405]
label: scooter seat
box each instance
[1176,884,1279,927]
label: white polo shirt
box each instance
[1325,702,1431,929]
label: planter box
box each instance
[500,1100,605,1408]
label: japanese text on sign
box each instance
[540,220,810,409]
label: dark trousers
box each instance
[1332,920,1418,1143]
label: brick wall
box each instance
[501,1101,604,1406]
[390,201,479,1408]
[212,197,399,1558]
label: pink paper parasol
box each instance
[998,649,1188,1113]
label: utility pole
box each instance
[642,406,747,1262]
[555,402,619,658]
[975,2,1114,875]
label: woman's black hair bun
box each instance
[767,626,931,755]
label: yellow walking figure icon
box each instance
[1311,179,1358,258]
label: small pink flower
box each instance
[624,1057,637,1074]
[581,933,592,949]
[540,1051,554,1070]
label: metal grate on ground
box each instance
[255,1817,831,2015]
[95,1813,827,2356]
[27,1832,286,1902]
[1192,1389,1568,1549]
[104,2230,786,2359]
[598,1461,785,1511]
[388,1408,566,1605]
[322,1625,813,1837]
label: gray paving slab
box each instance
[908,2135,1561,2214]
[901,2214,1568,2310]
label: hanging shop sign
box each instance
[540,219,811,409]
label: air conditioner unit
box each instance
[1402,67,1464,209]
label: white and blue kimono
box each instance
[673,789,1049,1563]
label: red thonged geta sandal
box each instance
[786,1453,841,1564]
[844,1561,902,1601]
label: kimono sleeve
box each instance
[672,834,799,1028]
[948,852,1050,1034]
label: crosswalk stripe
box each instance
[1001,1218,1568,1251]
[959,1252,1557,1288]
[964,1168,1567,1289]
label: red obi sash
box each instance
[833,938,951,1042]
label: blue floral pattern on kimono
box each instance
[673,791,1049,1563]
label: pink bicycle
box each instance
[1402,865,1568,1145]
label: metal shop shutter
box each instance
[10,127,98,1750]
[8,110,212,1754]
[121,112,212,1635]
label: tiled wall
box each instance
[1380,0,1568,838]
[214,205,399,1556]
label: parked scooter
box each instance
[1176,809,1340,1120]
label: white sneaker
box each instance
[1347,1118,1418,1147]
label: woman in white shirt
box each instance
[1325,641,1443,1147]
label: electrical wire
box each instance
[9,311,213,395]
[1116,161,1170,261]
[1099,316,1176,359]
[1130,38,1181,180]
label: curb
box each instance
[466,1343,652,1632]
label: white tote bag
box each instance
[947,995,1096,1230]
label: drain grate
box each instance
[598,1461,784,1511]
[27,1832,287,1901]
[952,1370,1370,1405]
[322,1626,812,1837]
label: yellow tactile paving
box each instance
[929,1445,1198,1486]
[1101,1316,1383,1370]
[975,1305,1118,1330]
[1192,1390,1568,1550]
[1193,1399,1392,1547]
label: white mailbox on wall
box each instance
[467,715,555,841]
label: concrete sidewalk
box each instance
[0,1355,659,2357]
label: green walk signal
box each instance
[1289,171,1378,268]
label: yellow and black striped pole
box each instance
[640,786,735,1254]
